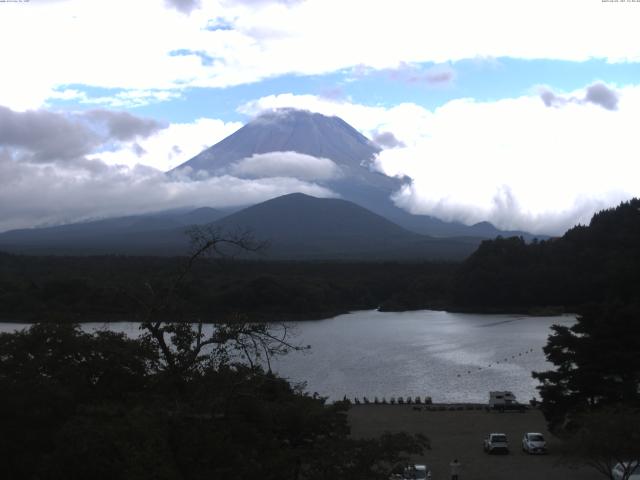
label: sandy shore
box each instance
[348,405,601,480]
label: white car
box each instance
[522,432,547,454]
[612,462,640,480]
[484,433,509,454]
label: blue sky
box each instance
[46,58,640,123]
[1,0,639,233]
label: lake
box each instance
[0,309,573,403]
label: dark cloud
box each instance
[585,82,619,111]
[164,0,201,14]
[0,106,167,165]
[372,131,405,149]
[0,106,99,162]
[85,110,166,141]
[389,63,455,86]
[225,0,304,6]
[319,86,347,101]
[425,68,455,85]
[539,88,567,108]
[132,143,147,157]
[539,82,619,111]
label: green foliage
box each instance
[0,323,427,480]
[453,198,640,311]
[0,255,456,321]
[532,299,640,478]
[0,324,155,479]
[533,303,640,432]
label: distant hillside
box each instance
[382,207,543,240]
[0,193,481,260]
[213,193,480,260]
[0,208,225,256]
[452,198,640,311]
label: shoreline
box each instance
[0,305,574,324]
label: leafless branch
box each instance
[126,226,299,381]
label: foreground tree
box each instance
[0,227,429,479]
[533,302,640,431]
[0,323,156,479]
[533,302,640,479]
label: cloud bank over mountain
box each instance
[1,81,638,235]
[241,83,640,234]
[0,106,334,232]
[0,159,334,233]
[228,152,343,181]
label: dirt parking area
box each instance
[348,405,601,480]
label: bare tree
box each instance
[131,225,305,381]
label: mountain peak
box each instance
[172,108,381,176]
[251,108,339,123]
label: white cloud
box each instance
[91,117,243,171]
[239,93,432,145]
[371,131,405,149]
[238,84,640,235]
[0,105,338,232]
[228,151,343,181]
[0,159,335,232]
[2,0,640,110]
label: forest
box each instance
[452,198,640,312]
[1,199,639,323]
[0,254,456,323]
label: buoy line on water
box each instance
[454,347,539,378]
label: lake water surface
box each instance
[0,309,573,403]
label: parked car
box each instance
[484,433,509,454]
[522,432,547,454]
[612,461,640,480]
[389,463,432,479]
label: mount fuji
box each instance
[171,108,404,217]
[172,108,534,239]
[0,109,540,258]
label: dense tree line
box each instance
[0,254,456,322]
[453,198,640,311]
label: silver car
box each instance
[522,432,547,454]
